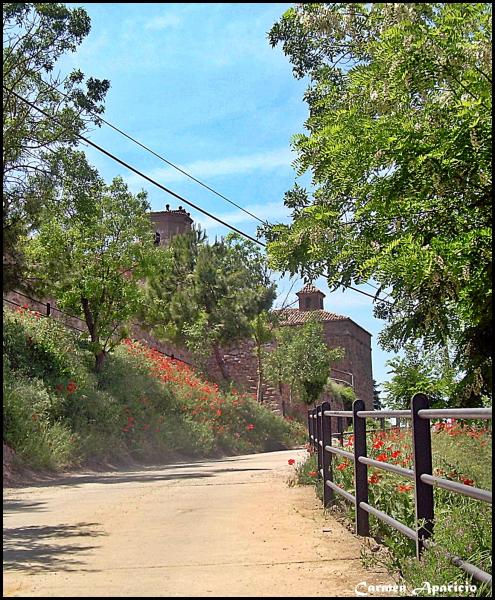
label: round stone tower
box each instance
[149,204,193,246]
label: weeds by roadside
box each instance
[286,426,492,597]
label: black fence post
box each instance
[307,409,312,447]
[321,401,333,507]
[380,417,385,432]
[46,302,51,317]
[411,393,434,558]
[338,416,344,446]
[353,399,370,536]
[312,407,318,453]
[316,404,323,478]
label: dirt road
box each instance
[3,449,395,597]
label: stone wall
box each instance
[205,335,353,420]
[322,319,374,410]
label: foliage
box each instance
[383,342,459,409]
[24,152,156,371]
[143,230,276,380]
[3,306,304,471]
[296,422,492,596]
[265,3,492,406]
[264,315,344,407]
[3,2,110,290]
[325,378,356,410]
[373,379,382,411]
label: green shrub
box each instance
[4,376,75,470]
[3,307,304,471]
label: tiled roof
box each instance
[297,283,325,295]
[274,308,347,325]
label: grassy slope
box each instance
[3,306,305,472]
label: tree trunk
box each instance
[213,344,230,381]
[95,349,107,373]
[81,297,104,374]
[256,347,263,404]
[279,381,286,417]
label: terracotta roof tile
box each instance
[297,283,325,295]
[273,308,347,325]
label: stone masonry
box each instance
[4,206,374,419]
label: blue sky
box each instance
[60,3,397,391]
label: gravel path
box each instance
[3,449,395,597]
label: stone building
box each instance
[148,205,374,413]
[150,204,193,246]
[206,283,374,414]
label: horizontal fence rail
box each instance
[307,395,492,587]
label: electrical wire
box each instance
[37,77,268,225]
[5,86,264,248]
[5,85,393,306]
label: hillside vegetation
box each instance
[3,306,305,472]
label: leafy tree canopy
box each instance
[383,342,460,410]
[264,316,344,406]
[143,231,277,379]
[3,2,110,290]
[24,150,155,371]
[265,3,492,406]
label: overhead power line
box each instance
[5,86,263,247]
[6,85,392,306]
[37,78,389,300]
[38,77,268,225]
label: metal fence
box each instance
[308,394,492,587]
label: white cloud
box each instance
[194,200,290,231]
[144,14,182,31]
[124,147,294,190]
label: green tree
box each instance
[383,343,458,410]
[3,2,110,290]
[264,316,344,408]
[144,231,277,380]
[24,151,155,372]
[249,311,275,404]
[372,379,382,411]
[265,3,492,406]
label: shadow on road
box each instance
[3,522,104,574]
[3,499,47,514]
[4,466,271,490]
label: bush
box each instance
[3,375,75,470]
[3,307,304,471]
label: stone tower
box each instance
[149,204,193,246]
[296,283,325,311]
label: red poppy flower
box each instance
[461,478,474,486]
[308,471,318,477]
[372,440,384,449]
[376,453,388,462]
[66,381,77,393]
[288,459,296,465]
[246,423,255,431]
[391,450,401,459]
[336,462,348,471]
[397,484,413,493]
[368,473,381,484]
